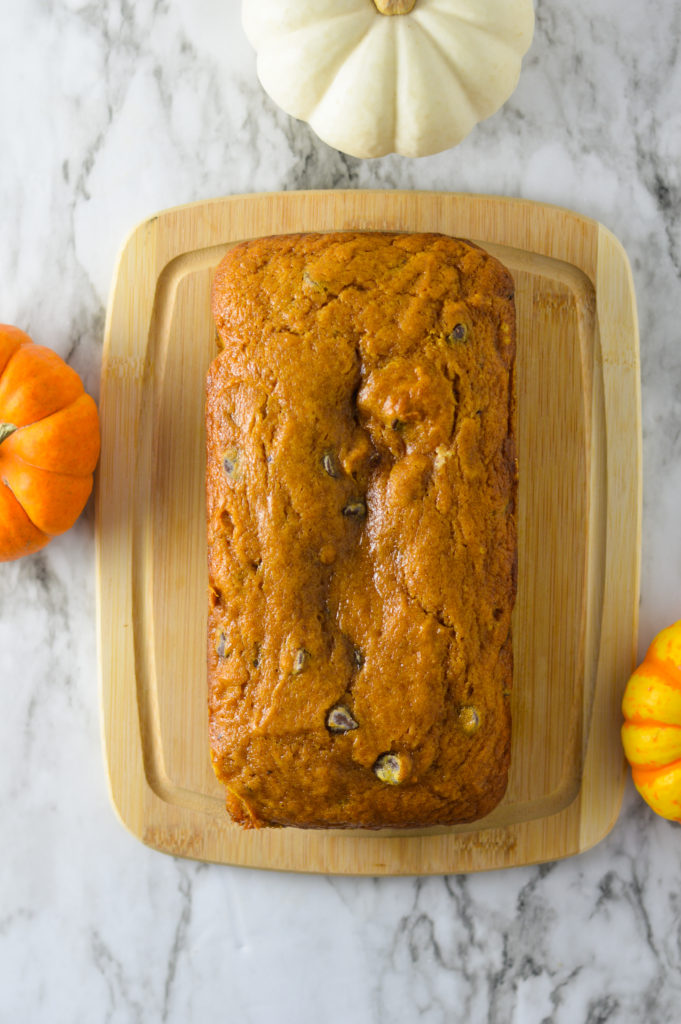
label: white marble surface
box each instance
[1,1,681,1020]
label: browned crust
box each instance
[206,232,517,829]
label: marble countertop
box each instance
[2,1,681,1021]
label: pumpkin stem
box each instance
[0,422,18,446]
[373,0,416,13]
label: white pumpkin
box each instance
[241,0,535,159]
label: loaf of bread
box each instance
[206,232,517,829]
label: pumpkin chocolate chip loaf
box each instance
[206,232,517,829]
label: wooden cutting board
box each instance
[96,191,641,874]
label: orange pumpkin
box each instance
[0,324,100,561]
[622,621,681,821]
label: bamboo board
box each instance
[96,191,641,874]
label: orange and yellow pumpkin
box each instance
[622,621,681,821]
[0,324,100,561]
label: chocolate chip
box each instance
[326,705,359,734]
[322,452,340,478]
[222,449,239,479]
[448,323,468,344]
[292,648,310,674]
[373,752,403,784]
[342,501,367,518]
